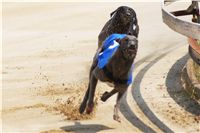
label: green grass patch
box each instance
[193,61,200,82]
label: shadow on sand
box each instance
[60,122,113,133]
[119,46,180,133]
[166,54,200,116]
[119,51,162,133]
[131,51,174,133]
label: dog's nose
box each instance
[129,44,136,50]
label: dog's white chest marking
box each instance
[133,24,136,30]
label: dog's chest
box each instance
[110,59,130,78]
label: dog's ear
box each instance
[110,11,116,17]
[135,24,139,37]
[110,9,118,17]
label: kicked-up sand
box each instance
[2,2,200,133]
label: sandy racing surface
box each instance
[2,2,200,133]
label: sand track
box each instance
[2,2,200,133]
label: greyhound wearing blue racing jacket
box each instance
[79,34,138,122]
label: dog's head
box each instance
[111,6,137,24]
[116,35,138,60]
[110,6,139,37]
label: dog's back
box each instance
[98,6,139,48]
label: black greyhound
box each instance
[98,6,139,48]
[79,35,138,122]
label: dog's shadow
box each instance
[60,122,113,133]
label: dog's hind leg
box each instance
[79,83,90,114]
[113,85,128,122]
[113,91,124,122]
[86,73,98,114]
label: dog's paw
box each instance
[86,103,94,114]
[113,114,121,123]
[79,102,87,114]
[101,91,109,102]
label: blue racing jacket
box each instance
[97,34,134,85]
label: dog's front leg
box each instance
[86,72,98,114]
[101,89,118,102]
[113,84,128,122]
[79,83,90,114]
[79,59,98,114]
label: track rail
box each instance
[162,0,200,65]
[162,0,200,40]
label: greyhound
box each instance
[98,6,139,48]
[79,34,138,122]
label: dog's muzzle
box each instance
[129,44,136,51]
